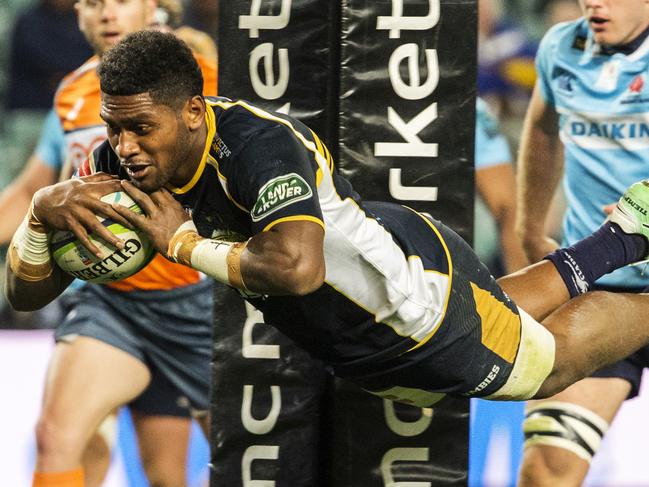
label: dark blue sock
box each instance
[544,222,648,298]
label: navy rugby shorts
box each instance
[56,279,214,414]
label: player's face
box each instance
[76,0,156,56]
[100,93,204,193]
[580,0,649,46]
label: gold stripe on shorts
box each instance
[470,282,521,364]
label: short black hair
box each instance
[99,31,203,108]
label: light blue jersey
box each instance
[473,98,513,266]
[537,18,649,288]
[34,109,84,290]
[475,97,512,170]
[34,109,66,171]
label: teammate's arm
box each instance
[477,163,529,272]
[0,154,57,245]
[0,109,66,245]
[515,83,562,263]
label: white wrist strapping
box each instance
[8,209,53,281]
[168,220,249,290]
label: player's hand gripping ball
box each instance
[51,191,155,283]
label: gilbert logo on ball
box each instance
[51,191,155,283]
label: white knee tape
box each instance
[523,401,609,462]
[96,413,118,450]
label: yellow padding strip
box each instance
[471,282,521,364]
[263,215,324,232]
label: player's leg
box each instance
[131,413,191,487]
[33,337,150,485]
[491,181,649,396]
[80,413,117,487]
[122,279,214,482]
[33,285,154,487]
[193,410,210,437]
[518,377,630,487]
[514,287,649,398]
[129,367,193,487]
[499,179,649,322]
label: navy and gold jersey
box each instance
[88,96,526,398]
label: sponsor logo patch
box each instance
[251,173,312,222]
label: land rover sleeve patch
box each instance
[250,173,313,222]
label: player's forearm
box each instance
[516,97,562,244]
[0,156,57,245]
[4,211,70,311]
[5,264,69,311]
[169,220,325,296]
[0,183,37,246]
[240,229,325,295]
[516,128,563,238]
[497,210,529,273]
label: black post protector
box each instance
[210,284,329,486]
[213,1,338,486]
[330,0,475,485]
[327,380,470,486]
[338,0,476,241]
[213,1,475,485]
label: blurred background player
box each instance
[473,97,528,276]
[153,0,217,61]
[4,0,92,111]
[470,97,529,486]
[0,0,217,486]
[516,1,649,485]
[478,0,537,150]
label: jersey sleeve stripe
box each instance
[262,215,325,232]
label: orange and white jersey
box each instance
[54,53,218,291]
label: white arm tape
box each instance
[190,237,233,283]
[168,219,236,286]
[8,211,53,281]
[12,218,51,265]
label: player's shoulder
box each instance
[54,56,100,100]
[538,18,588,58]
[193,51,217,72]
[207,96,299,140]
[79,139,121,177]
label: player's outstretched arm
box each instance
[238,219,325,295]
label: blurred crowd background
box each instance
[0,0,581,329]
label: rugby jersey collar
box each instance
[167,101,216,195]
[586,22,649,63]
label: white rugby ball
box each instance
[51,191,155,283]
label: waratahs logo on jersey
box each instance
[629,75,644,93]
[621,75,649,105]
[251,173,312,222]
[553,67,575,94]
